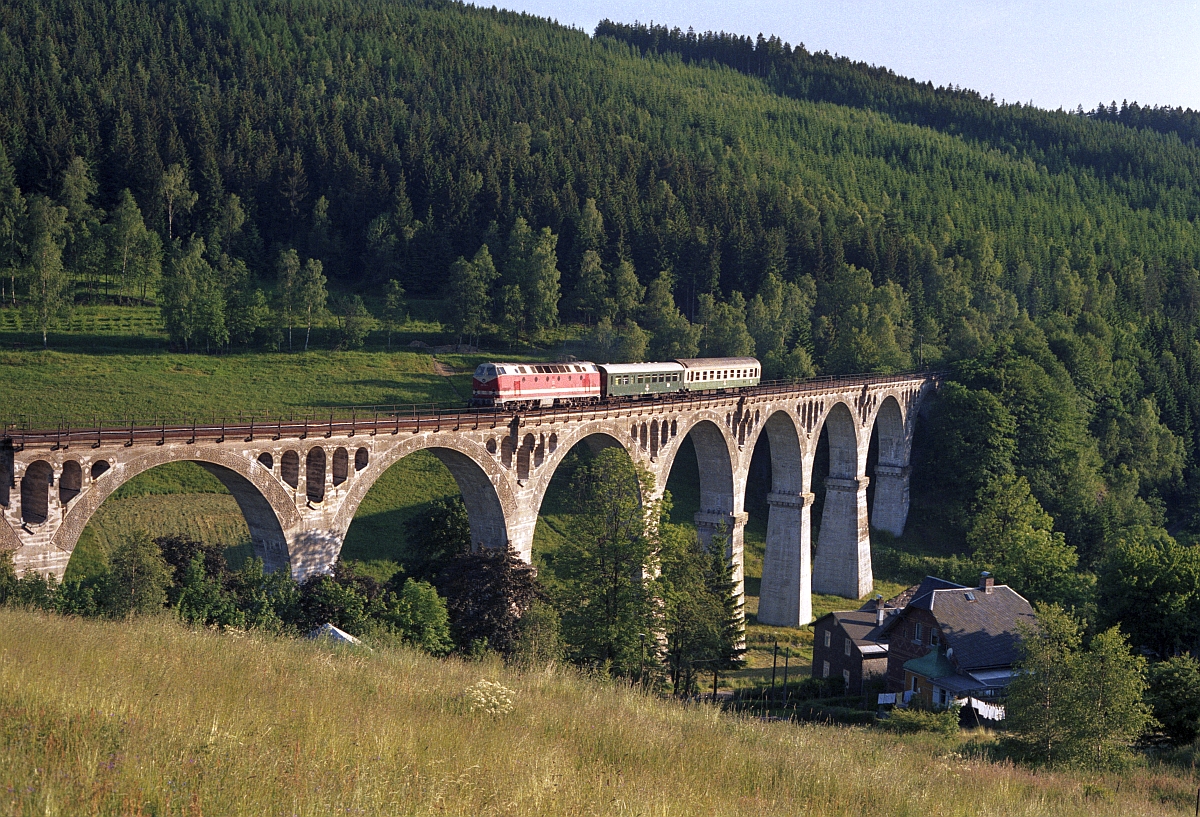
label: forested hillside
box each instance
[3,0,1200,646]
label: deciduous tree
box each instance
[557,448,660,677]
[22,195,71,349]
[103,531,172,618]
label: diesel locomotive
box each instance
[470,357,761,409]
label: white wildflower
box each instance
[464,680,516,716]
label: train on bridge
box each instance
[470,357,762,410]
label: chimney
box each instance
[980,571,994,594]
[874,594,886,626]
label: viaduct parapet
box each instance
[1,373,939,626]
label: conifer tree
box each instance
[0,142,25,305]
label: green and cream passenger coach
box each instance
[677,357,761,391]
[596,357,761,400]
[598,361,686,398]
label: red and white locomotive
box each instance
[470,361,602,409]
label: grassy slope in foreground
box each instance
[1,610,1194,816]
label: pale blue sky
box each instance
[495,0,1200,112]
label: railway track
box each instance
[2,370,943,451]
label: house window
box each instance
[911,676,920,693]
[822,661,830,679]
[842,669,851,691]
[913,622,923,643]
[823,629,831,648]
[844,638,851,657]
[931,629,940,647]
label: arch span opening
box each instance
[530,432,635,587]
[868,396,910,537]
[65,460,286,584]
[340,446,510,585]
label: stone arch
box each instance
[522,425,642,563]
[354,447,369,471]
[332,436,516,563]
[55,447,300,576]
[518,414,651,527]
[814,401,861,481]
[658,415,743,613]
[870,395,907,467]
[59,460,82,506]
[332,447,349,487]
[523,419,642,506]
[90,460,110,480]
[656,416,737,514]
[281,450,299,488]
[20,460,53,524]
[650,419,660,458]
[257,452,274,471]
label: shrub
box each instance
[383,578,453,656]
[177,555,245,629]
[879,705,960,736]
[512,599,565,669]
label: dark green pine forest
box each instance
[4,0,1200,648]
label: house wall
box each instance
[811,619,886,695]
[885,608,943,693]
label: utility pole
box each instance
[638,633,646,687]
[782,647,791,709]
[768,640,778,708]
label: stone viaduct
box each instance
[1,372,938,627]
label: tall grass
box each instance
[0,609,1193,816]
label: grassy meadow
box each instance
[1,608,1196,817]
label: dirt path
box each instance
[432,356,465,401]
